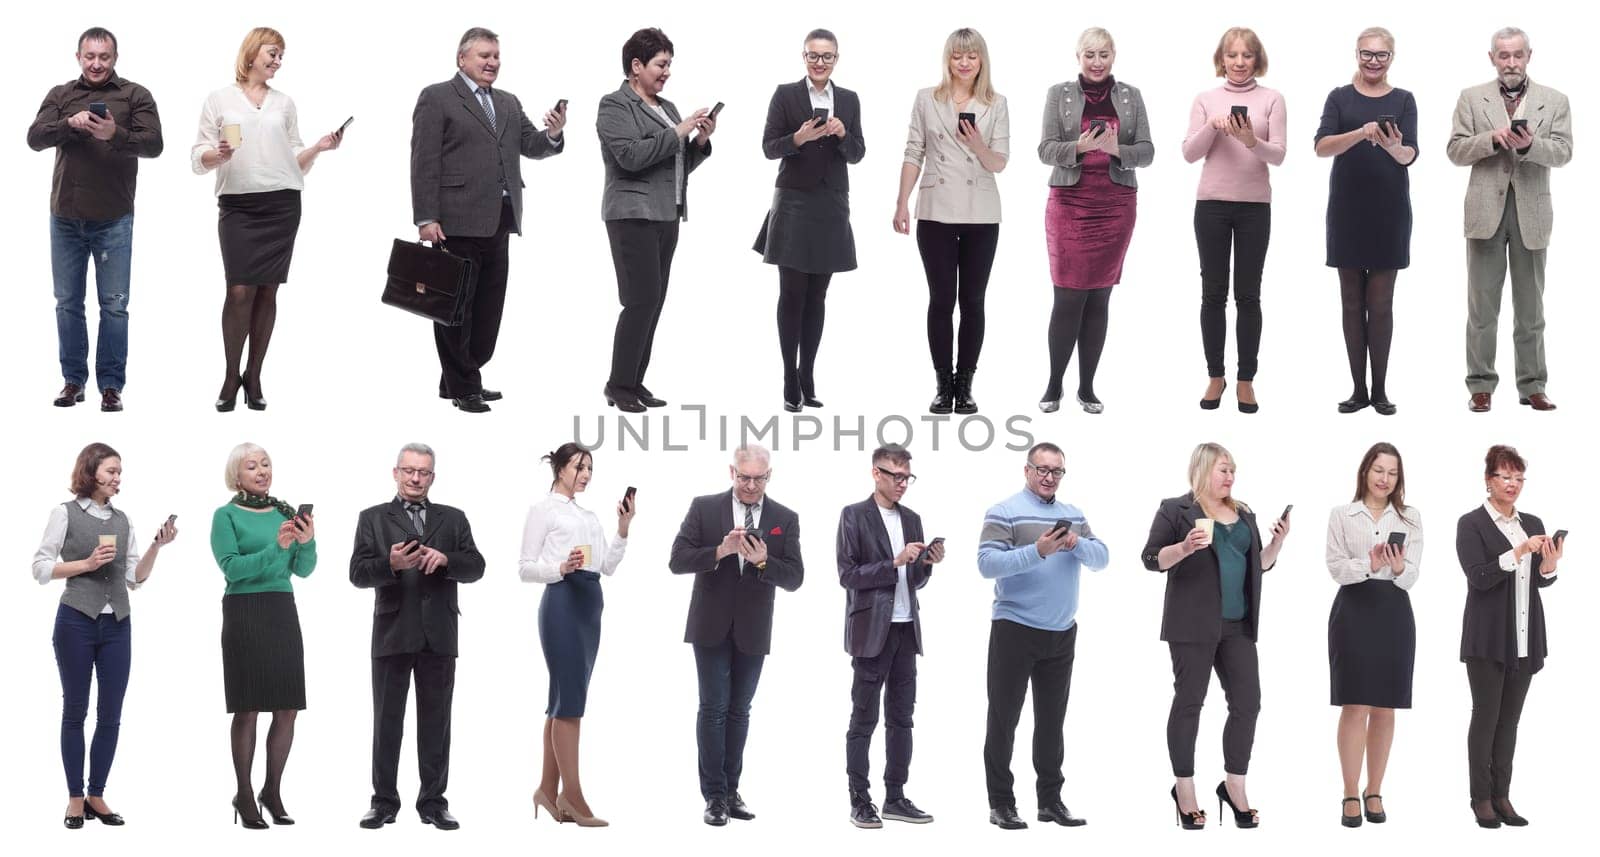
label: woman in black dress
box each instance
[1325,442,1421,827]
[755,28,865,412]
[1314,27,1416,416]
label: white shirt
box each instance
[877,503,912,622]
[733,495,763,569]
[1324,502,1423,590]
[1484,501,1555,658]
[807,80,836,113]
[33,498,143,612]
[191,85,306,194]
[518,492,627,585]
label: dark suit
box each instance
[350,497,485,814]
[670,490,803,800]
[761,80,865,190]
[837,497,930,798]
[410,73,563,398]
[1141,493,1272,777]
[1456,505,1558,800]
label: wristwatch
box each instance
[755,561,768,571]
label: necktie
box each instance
[405,502,426,534]
[743,502,756,531]
[477,88,497,133]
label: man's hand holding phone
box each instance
[716,528,748,561]
[895,542,926,567]
[739,530,768,566]
[1036,522,1077,557]
[390,540,422,571]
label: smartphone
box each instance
[1088,118,1107,135]
[1230,105,1248,120]
[623,485,637,512]
[1377,114,1397,135]
[1510,118,1529,133]
[1387,531,1407,547]
[89,102,108,119]
[1280,504,1294,521]
[811,107,829,127]
[296,503,314,519]
[555,98,568,114]
[743,529,764,545]
[337,116,355,135]
[958,111,976,128]
[165,513,178,527]
[1047,518,1072,537]
[1552,528,1568,544]
[710,101,725,120]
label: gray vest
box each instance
[59,501,132,621]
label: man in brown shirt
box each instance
[27,27,163,411]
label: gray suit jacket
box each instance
[596,82,712,221]
[1446,80,1572,249]
[1037,79,1154,188]
[410,74,563,238]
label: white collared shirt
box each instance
[1325,502,1423,590]
[518,492,627,585]
[190,85,306,194]
[733,495,764,569]
[807,79,836,113]
[33,498,143,611]
[1484,501,1555,658]
[877,503,912,622]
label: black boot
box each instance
[929,371,954,414]
[953,368,978,414]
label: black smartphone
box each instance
[1510,118,1529,133]
[1552,528,1568,544]
[555,98,568,113]
[811,107,829,127]
[1387,531,1407,547]
[743,529,764,545]
[623,485,637,511]
[1088,118,1107,135]
[1280,504,1293,521]
[165,513,178,527]
[1230,105,1248,120]
[958,111,976,128]
[710,101,725,120]
[88,102,108,119]
[337,116,355,134]
[1047,518,1072,537]
[1377,114,1397,135]
[296,503,314,519]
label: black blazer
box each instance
[1141,493,1271,643]
[836,497,931,658]
[761,80,865,191]
[349,498,486,658]
[670,490,804,656]
[1457,505,1557,672]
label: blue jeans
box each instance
[52,604,132,797]
[51,214,134,391]
[693,638,765,800]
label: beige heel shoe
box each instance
[533,790,570,823]
[556,793,609,827]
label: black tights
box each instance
[1043,287,1112,402]
[1337,269,1396,401]
[231,710,296,821]
[776,267,831,396]
[220,284,279,399]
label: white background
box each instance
[4,0,1595,853]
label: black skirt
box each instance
[538,571,604,718]
[1328,580,1415,708]
[218,189,302,285]
[221,591,306,713]
[753,187,857,273]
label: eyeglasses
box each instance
[1491,473,1527,486]
[1030,466,1067,480]
[1358,50,1393,63]
[398,466,435,479]
[803,52,838,64]
[874,466,917,487]
[734,472,771,486]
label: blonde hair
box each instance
[1214,27,1268,77]
[235,27,285,85]
[934,28,997,105]
[1187,442,1238,513]
[224,442,268,492]
[1352,27,1395,85]
[1078,27,1114,56]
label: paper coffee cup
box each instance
[222,124,242,147]
[576,544,594,568]
[99,534,118,549]
[1196,519,1215,542]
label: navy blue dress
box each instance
[1315,85,1418,269]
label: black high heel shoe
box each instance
[1341,797,1362,828]
[1170,786,1205,830]
[1216,782,1259,828]
[603,383,646,413]
[1362,793,1386,823]
[242,375,267,411]
[783,370,803,413]
[83,799,125,826]
[232,796,269,830]
[258,790,294,825]
[215,376,241,412]
[1471,799,1502,828]
[1200,379,1226,410]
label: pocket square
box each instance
[769,526,784,536]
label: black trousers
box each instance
[984,619,1076,808]
[1465,657,1534,800]
[1194,201,1271,381]
[1167,620,1260,777]
[916,220,1000,372]
[606,219,680,389]
[435,200,514,398]
[846,622,918,798]
[371,652,456,813]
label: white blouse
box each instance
[1483,501,1556,658]
[1325,502,1423,590]
[191,85,307,195]
[518,492,626,585]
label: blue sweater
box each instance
[977,489,1110,631]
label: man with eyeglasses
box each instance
[977,442,1109,829]
[836,444,944,828]
[670,444,804,826]
[1447,27,1572,413]
[349,443,485,830]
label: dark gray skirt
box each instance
[221,591,306,713]
[753,187,857,273]
[218,189,302,285]
[1328,580,1415,708]
[538,571,604,718]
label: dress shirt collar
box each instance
[75,495,114,513]
[1343,501,1393,519]
[807,79,835,98]
[734,494,764,514]
[459,70,489,96]
[1484,500,1521,525]
[74,75,124,92]
[395,495,430,509]
[547,490,575,505]
[1025,488,1057,506]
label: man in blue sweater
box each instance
[977,441,1109,830]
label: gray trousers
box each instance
[1465,187,1547,396]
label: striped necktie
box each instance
[477,88,497,133]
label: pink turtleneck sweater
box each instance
[1181,79,1286,203]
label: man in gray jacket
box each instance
[1446,27,1572,413]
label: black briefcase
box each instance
[382,239,475,326]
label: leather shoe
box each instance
[54,383,86,407]
[636,385,667,408]
[726,792,755,821]
[101,388,123,412]
[604,383,647,413]
[452,394,491,413]
[1038,799,1087,826]
[64,814,85,830]
[881,797,932,823]
[989,804,1028,830]
[480,388,503,402]
[1337,396,1370,414]
[1468,392,1492,413]
[1372,399,1397,416]
[1519,393,1557,411]
[850,793,883,829]
[83,800,125,826]
[419,807,459,830]
[704,798,729,826]
[359,807,396,829]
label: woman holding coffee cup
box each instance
[35,442,177,828]
[210,442,317,828]
[1142,441,1288,829]
[191,27,344,413]
[518,443,635,826]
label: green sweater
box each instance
[211,504,317,595]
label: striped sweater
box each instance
[977,489,1110,631]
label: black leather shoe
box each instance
[989,804,1027,829]
[452,394,491,413]
[726,792,755,821]
[243,375,267,411]
[881,797,932,824]
[100,389,124,412]
[1338,396,1371,414]
[419,807,460,830]
[704,798,729,826]
[850,794,883,829]
[83,800,125,826]
[1492,798,1528,826]
[55,383,86,407]
[1199,379,1226,410]
[258,790,293,825]
[359,807,397,829]
[1472,799,1501,828]
[604,383,646,413]
[929,371,955,414]
[1341,797,1363,828]
[1038,799,1086,826]
[952,368,978,414]
[232,796,268,830]
[480,388,503,402]
[64,813,85,830]
[1372,399,1397,416]
[1362,793,1386,823]
[636,385,667,408]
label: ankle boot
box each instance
[953,368,978,414]
[929,371,954,414]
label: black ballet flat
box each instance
[1372,399,1397,416]
[1337,396,1371,414]
[64,813,85,830]
[1200,379,1226,410]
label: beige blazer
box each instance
[902,87,1009,224]
[1445,80,1573,249]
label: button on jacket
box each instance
[1037,79,1154,189]
[902,87,1008,224]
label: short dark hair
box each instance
[71,442,120,498]
[622,27,674,77]
[543,442,592,481]
[78,27,118,55]
[1485,444,1527,477]
[872,444,911,467]
[805,28,838,47]
[1027,442,1064,463]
